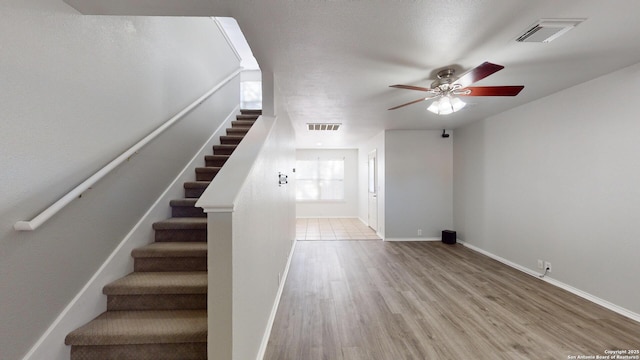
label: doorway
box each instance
[368,150,378,232]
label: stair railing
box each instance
[14,67,242,231]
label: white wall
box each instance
[199,114,296,360]
[0,2,240,359]
[358,132,385,235]
[385,130,453,240]
[453,61,640,316]
[296,149,359,218]
[232,116,296,360]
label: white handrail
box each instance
[14,68,242,231]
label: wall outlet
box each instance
[537,259,544,269]
[417,229,422,236]
[544,261,552,273]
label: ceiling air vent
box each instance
[516,18,585,43]
[307,123,341,131]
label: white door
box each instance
[368,150,378,232]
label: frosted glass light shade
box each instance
[427,102,439,113]
[427,96,466,115]
[451,97,466,112]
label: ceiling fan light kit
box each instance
[427,96,466,115]
[388,61,524,115]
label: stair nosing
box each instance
[153,217,207,230]
[65,310,207,346]
[104,271,207,295]
[132,242,207,258]
[183,181,210,189]
[195,166,221,172]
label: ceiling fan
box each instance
[388,62,524,115]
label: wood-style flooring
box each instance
[265,240,640,360]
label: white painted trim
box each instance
[458,241,540,277]
[197,116,276,212]
[256,239,297,360]
[212,17,243,63]
[541,278,640,323]
[21,106,240,360]
[459,241,640,323]
[14,69,242,231]
[203,206,235,213]
[384,237,441,242]
[296,216,360,219]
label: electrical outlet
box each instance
[537,259,544,269]
[544,261,552,273]
[417,229,422,236]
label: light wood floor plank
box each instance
[264,241,640,360]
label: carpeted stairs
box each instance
[65,110,260,360]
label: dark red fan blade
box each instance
[458,86,524,96]
[390,84,432,92]
[388,97,430,110]
[453,62,504,88]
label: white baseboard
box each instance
[459,240,640,323]
[384,237,441,242]
[296,216,360,219]
[22,106,240,360]
[256,239,297,360]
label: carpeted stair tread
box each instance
[169,198,199,207]
[169,198,203,217]
[231,120,256,128]
[219,135,245,144]
[183,182,210,198]
[212,144,237,156]
[236,114,260,120]
[183,181,210,189]
[69,343,206,360]
[195,167,220,181]
[240,109,261,115]
[153,217,207,230]
[132,242,206,258]
[204,154,230,161]
[104,272,207,295]
[213,144,237,150]
[65,310,207,346]
[195,166,221,173]
[226,128,249,135]
[205,155,230,167]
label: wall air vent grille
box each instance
[307,123,341,131]
[516,18,586,43]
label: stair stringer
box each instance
[21,105,240,360]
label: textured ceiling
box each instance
[65,0,640,148]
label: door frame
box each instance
[367,149,378,232]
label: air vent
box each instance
[516,19,585,43]
[307,123,341,131]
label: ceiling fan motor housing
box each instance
[431,68,456,88]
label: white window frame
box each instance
[295,158,345,202]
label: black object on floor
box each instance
[442,230,456,245]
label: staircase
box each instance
[65,110,260,360]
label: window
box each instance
[296,159,344,201]
[241,81,262,110]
